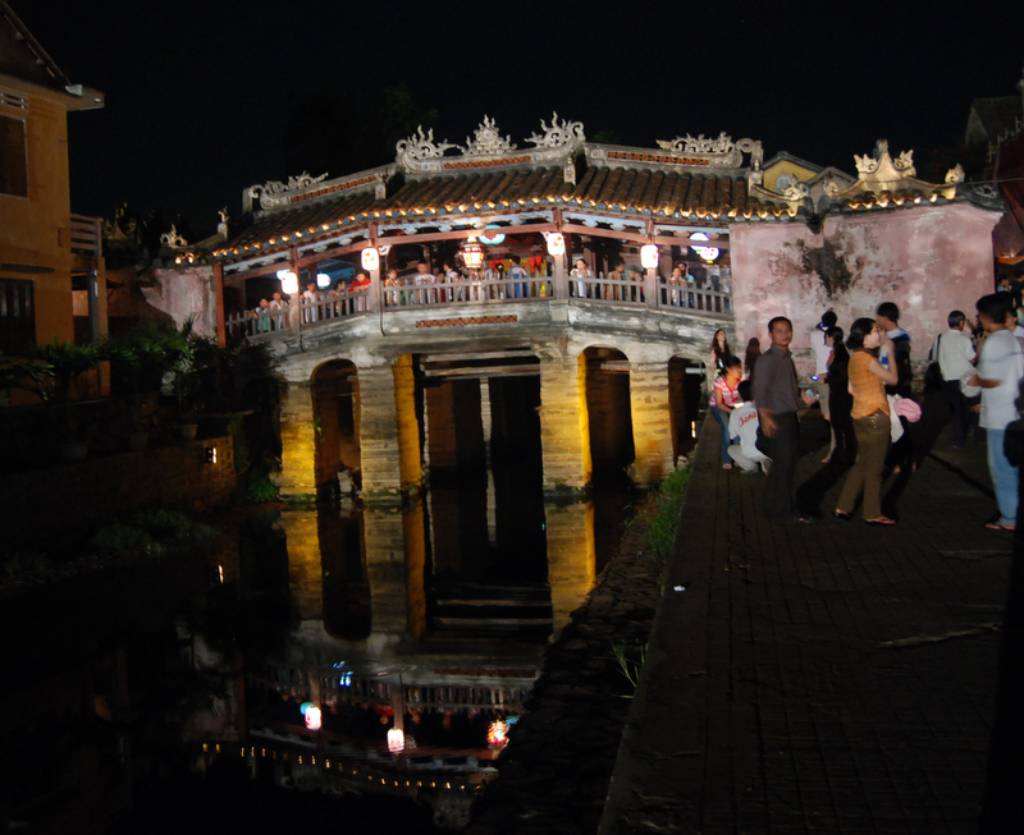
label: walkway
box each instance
[600,415,1014,834]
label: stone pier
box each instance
[629,357,677,484]
[277,384,317,501]
[359,360,422,504]
[544,501,597,632]
[538,351,591,495]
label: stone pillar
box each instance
[629,359,676,485]
[480,378,497,545]
[359,360,422,504]
[362,506,409,641]
[545,501,596,633]
[539,351,591,494]
[277,382,318,501]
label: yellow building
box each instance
[0,1,104,358]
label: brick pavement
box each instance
[600,415,1013,834]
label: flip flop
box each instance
[984,521,1016,532]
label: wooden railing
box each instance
[69,213,102,257]
[224,273,732,342]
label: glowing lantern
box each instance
[689,232,720,263]
[316,272,331,289]
[361,246,380,272]
[479,224,506,246]
[640,244,659,270]
[303,704,322,731]
[544,232,565,257]
[462,237,485,271]
[276,269,299,295]
[487,719,510,748]
[387,728,405,754]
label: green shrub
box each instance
[645,467,690,562]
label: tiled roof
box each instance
[218,166,782,258]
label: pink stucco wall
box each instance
[729,203,1001,377]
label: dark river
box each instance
[1,465,634,833]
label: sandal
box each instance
[833,510,853,521]
[865,516,897,526]
[984,520,1017,532]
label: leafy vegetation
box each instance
[644,467,690,562]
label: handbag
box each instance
[924,333,943,388]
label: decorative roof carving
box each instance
[945,163,965,184]
[853,139,916,180]
[657,132,735,155]
[395,126,457,167]
[526,112,586,150]
[160,224,188,249]
[247,171,329,210]
[460,115,516,156]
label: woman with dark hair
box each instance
[824,326,855,463]
[707,328,731,393]
[743,337,761,382]
[711,355,743,469]
[834,317,899,525]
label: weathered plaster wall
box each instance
[142,266,216,337]
[730,204,1000,376]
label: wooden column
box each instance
[629,359,676,485]
[552,251,568,300]
[644,267,658,309]
[213,261,227,347]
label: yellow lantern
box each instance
[462,236,485,271]
[276,269,299,295]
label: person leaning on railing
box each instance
[384,269,401,307]
[570,258,590,299]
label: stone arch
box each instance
[580,345,635,478]
[311,358,360,497]
[668,354,704,461]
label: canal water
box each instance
[2,466,635,833]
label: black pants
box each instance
[943,379,970,446]
[758,411,800,518]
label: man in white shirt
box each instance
[414,261,436,305]
[969,292,1024,531]
[728,381,771,474]
[934,309,977,448]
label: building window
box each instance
[0,114,28,197]
[0,278,35,352]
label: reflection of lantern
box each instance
[462,237,485,271]
[361,246,380,272]
[300,703,322,731]
[316,272,331,289]
[387,728,405,754]
[544,232,565,257]
[276,269,299,295]
[487,719,509,748]
[689,232,720,263]
[640,244,659,270]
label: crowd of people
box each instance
[707,292,1024,532]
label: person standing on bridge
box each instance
[753,316,816,523]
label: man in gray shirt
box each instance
[753,316,814,522]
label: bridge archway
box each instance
[311,359,360,497]
[581,346,635,479]
[669,356,703,461]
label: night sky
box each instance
[16,1,1024,237]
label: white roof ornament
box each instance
[160,224,188,249]
[460,115,516,156]
[853,139,916,181]
[395,126,457,166]
[945,163,965,184]
[526,112,586,150]
[247,171,329,211]
[657,132,736,155]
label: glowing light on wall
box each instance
[689,232,720,263]
[276,269,299,295]
[361,246,380,272]
[487,719,510,748]
[462,237,485,270]
[544,232,565,257]
[316,272,331,289]
[640,244,659,269]
[387,728,405,754]
[479,223,506,246]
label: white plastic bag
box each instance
[887,395,904,443]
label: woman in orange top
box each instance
[834,317,899,525]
